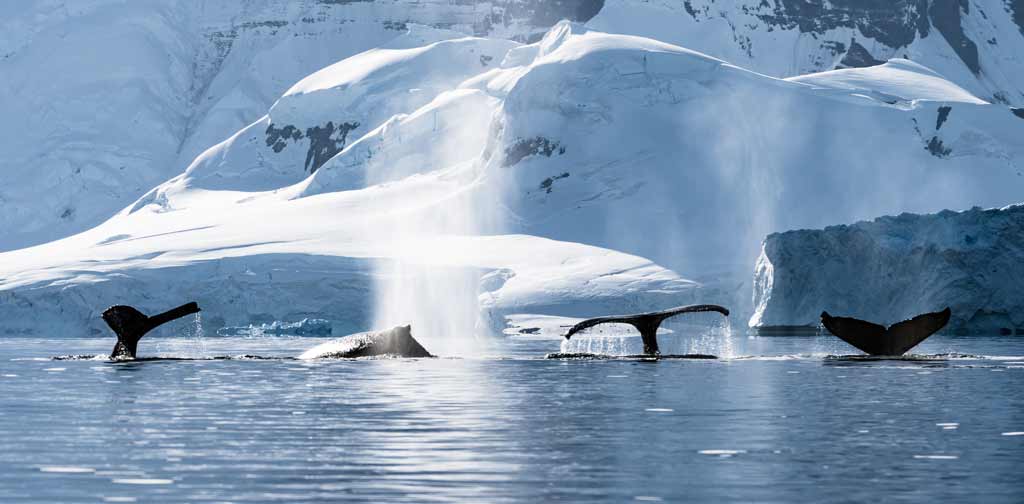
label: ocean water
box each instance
[1,333,1022,503]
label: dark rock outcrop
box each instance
[503,136,565,167]
[264,120,360,173]
[839,40,886,68]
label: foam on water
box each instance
[111,478,175,485]
[698,450,745,457]
[39,466,95,474]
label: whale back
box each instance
[300,325,432,359]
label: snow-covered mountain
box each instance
[592,0,1024,106]
[2,19,1022,346]
[5,1,1024,252]
[751,204,1024,334]
[0,0,602,251]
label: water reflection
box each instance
[0,335,1021,502]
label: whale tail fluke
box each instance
[564,304,730,355]
[103,302,201,359]
[821,307,951,356]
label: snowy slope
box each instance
[0,173,702,356]
[163,35,518,195]
[590,0,1024,106]
[448,22,1024,318]
[2,22,1024,345]
[0,0,600,251]
[5,0,1023,253]
[750,204,1024,334]
[787,59,989,105]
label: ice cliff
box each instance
[751,205,1024,334]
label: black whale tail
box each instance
[820,307,951,356]
[564,304,730,356]
[103,302,201,359]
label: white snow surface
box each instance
[2,21,1024,346]
[590,0,1024,106]
[6,0,1024,253]
[162,35,518,195]
[0,0,576,251]
[787,59,989,105]
[750,205,1024,333]
[0,154,701,352]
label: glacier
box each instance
[0,0,601,251]
[5,1,1024,251]
[1,13,1024,348]
[750,204,1024,334]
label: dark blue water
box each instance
[1,334,1022,503]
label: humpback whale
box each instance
[299,325,433,359]
[820,308,951,356]
[103,302,201,359]
[564,304,730,355]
